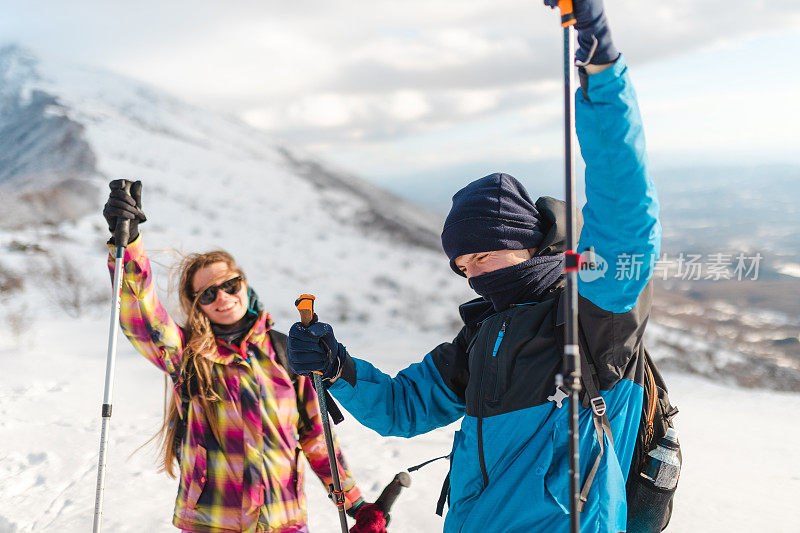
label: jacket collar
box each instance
[207,311,273,363]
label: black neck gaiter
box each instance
[468,254,565,312]
[211,312,257,347]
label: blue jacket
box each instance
[330,56,660,533]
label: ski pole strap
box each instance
[324,389,344,424]
[309,377,345,425]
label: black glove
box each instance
[287,321,346,381]
[103,179,146,246]
[544,0,619,65]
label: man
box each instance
[288,1,660,531]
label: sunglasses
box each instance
[194,276,244,306]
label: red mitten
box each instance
[348,503,388,533]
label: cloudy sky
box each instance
[2,0,800,189]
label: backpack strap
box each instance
[172,327,193,463]
[554,292,614,512]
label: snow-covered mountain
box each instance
[0,46,98,229]
[2,42,797,390]
[1,44,798,532]
[0,43,470,336]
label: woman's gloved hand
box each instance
[102,179,146,246]
[348,502,388,533]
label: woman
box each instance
[103,180,363,533]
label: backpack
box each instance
[554,293,681,532]
[172,329,316,461]
[624,348,681,532]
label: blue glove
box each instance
[287,321,345,381]
[544,0,619,65]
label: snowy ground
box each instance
[1,316,798,533]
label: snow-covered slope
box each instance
[0,44,797,532]
[1,321,799,532]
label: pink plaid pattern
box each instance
[108,237,361,533]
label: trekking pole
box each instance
[374,471,412,523]
[295,294,349,533]
[554,2,582,533]
[93,180,133,533]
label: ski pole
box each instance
[553,2,582,533]
[295,294,349,533]
[93,180,133,533]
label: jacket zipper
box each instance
[477,319,507,488]
[491,322,506,357]
[490,321,507,399]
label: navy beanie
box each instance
[441,173,545,276]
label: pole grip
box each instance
[295,294,316,327]
[374,472,412,515]
[112,180,134,248]
[558,0,577,27]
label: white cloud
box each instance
[453,90,499,115]
[2,0,799,179]
[387,90,431,121]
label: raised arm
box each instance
[106,236,186,381]
[575,56,661,313]
[545,0,660,313]
[103,179,185,380]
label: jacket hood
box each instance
[532,196,582,257]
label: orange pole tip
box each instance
[295,294,316,327]
[558,0,577,27]
[295,294,315,311]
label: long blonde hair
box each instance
[157,250,245,477]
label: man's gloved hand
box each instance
[348,503,388,533]
[544,0,619,65]
[287,321,345,381]
[102,179,146,245]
